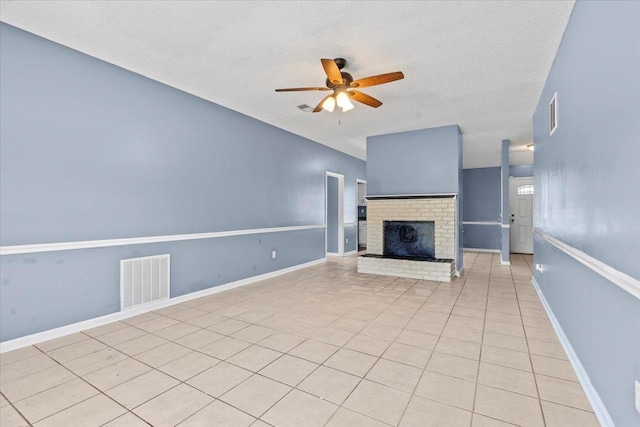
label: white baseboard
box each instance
[531,277,614,427]
[500,260,511,265]
[463,248,501,253]
[343,250,357,256]
[455,267,464,277]
[0,258,326,354]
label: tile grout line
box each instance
[9,310,265,425]
[13,347,132,426]
[393,251,479,425]
[320,274,429,426]
[320,274,447,426]
[470,251,491,420]
[0,390,34,427]
[513,253,548,427]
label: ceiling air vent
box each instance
[549,92,558,135]
[297,104,313,112]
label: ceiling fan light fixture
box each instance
[341,102,354,112]
[336,90,354,111]
[322,96,336,112]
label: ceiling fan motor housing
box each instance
[325,58,351,88]
[333,58,347,69]
[326,72,353,88]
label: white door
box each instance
[510,177,534,254]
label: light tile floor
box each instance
[0,252,600,427]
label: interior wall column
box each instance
[501,139,511,264]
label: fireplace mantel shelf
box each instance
[365,193,457,200]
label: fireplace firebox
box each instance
[383,220,435,259]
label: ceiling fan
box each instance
[275,58,404,113]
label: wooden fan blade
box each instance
[349,90,383,108]
[275,87,330,92]
[313,94,334,113]
[321,59,343,85]
[351,71,404,88]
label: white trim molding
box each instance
[325,171,345,256]
[462,221,501,226]
[0,224,326,256]
[343,250,358,256]
[500,260,511,266]
[0,258,327,353]
[531,277,614,427]
[549,91,558,136]
[463,248,501,253]
[501,224,511,229]
[534,229,640,300]
[366,193,457,199]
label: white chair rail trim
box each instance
[534,229,640,300]
[0,224,326,256]
[462,221,501,225]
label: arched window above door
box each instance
[517,184,534,195]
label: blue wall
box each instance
[0,24,365,341]
[366,125,463,272]
[463,167,501,221]
[345,224,356,253]
[533,1,640,425]
[462,167,501,250]
[463,225,500,250]
[366,126,461,196]
[509,164,534,178]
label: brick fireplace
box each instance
[357,196,456,282]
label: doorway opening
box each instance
[326,172,344,256]
[509,177,534,254]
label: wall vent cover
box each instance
[120,254,170,310]
[549,92,558,135]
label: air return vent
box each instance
[120,254,170,310]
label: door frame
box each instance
[326,171,345,256]
[356,179,366,250]
[509,176,534,254]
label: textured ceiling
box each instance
[0,1,574,167]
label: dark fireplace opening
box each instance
[383,221,435,259]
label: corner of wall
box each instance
[500,139,511,263]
